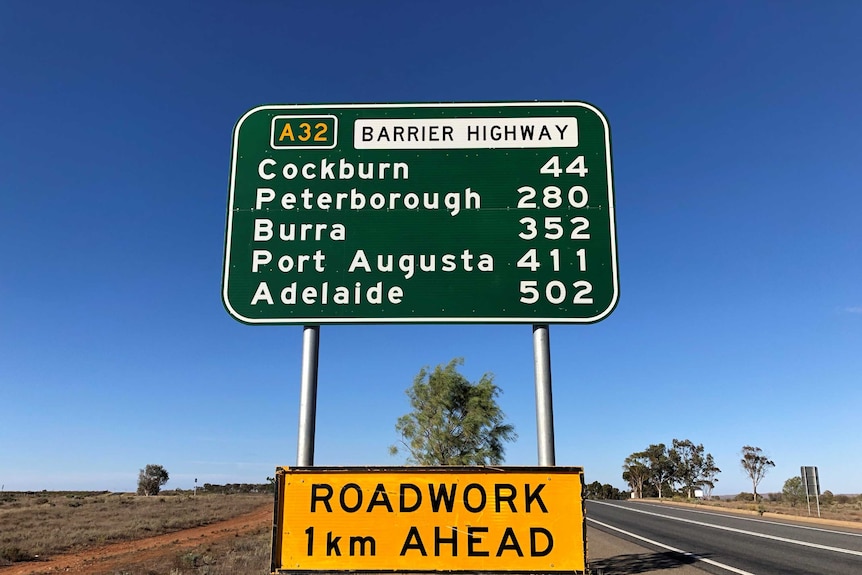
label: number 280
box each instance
[517,185,588,209]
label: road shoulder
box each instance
[587,524,711,575]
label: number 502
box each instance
[519,280,594,305]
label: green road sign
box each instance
[223,102,618,324]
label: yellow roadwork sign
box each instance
[271,466,585,573]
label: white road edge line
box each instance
[593,501,862,557]
[587,517,756,575]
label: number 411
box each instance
[517,248,587,272]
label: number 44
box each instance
[540,155,588,178]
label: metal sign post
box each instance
[533,324,556,466]
[296,325,320,466]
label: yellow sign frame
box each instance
[271,466,585,574]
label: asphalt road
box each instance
[586,500,862,575]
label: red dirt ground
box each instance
[2,504,271,575]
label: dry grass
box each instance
[670,494,862,523]
[0,491,271,565]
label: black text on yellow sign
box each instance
[270,115,337,149]
[271,467,586,574]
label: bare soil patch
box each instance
[0,504,271,575]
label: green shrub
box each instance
[1,547,34,562]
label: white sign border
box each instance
[223,101,618,325]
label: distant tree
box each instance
[602,483,627,500]
[670,439,721,498]
[700,456,721,499]
[782,477,806,507]
[622,452,650,498]
[137,464,169,496]
[644,444,675,499]
[586,481,626,500]
[389,358,516,465]
[585,481,604,499]
[199,482,271,494]
[740,446,774,502]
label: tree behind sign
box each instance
[390,358,516,465]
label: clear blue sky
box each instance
[2,1,860,496]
